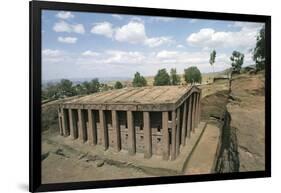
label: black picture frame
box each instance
[29,1,271,192]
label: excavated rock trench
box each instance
[214,110,240,172]
[203,73,265,173]
[200,86,240,173]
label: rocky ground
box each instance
[213,72,265,172]
[192,71,265,173]
[41,71,266,183]
[42,131,150,184]
[41,121,206,183]
[227,72,265,171]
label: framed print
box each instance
[30,1,271,192]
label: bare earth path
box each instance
[184,122,220,175]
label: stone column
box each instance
[191,93,197,132]
[195,93,198,128]
[78,109,87,142]
[181,101,187,146]
[69,109,78,139]
[193,93,198,128]
[171,110,177,160]
[68,109,74,138]
[58,108,63,136]
[162,111,169,160]
[187,97,192,139]
[73,109,78,138]
[99,110,108,150]
[176,108,181,156]
[198,92,201,124]
[127,111,136,155]
[196,92,201,127]
[143,111,152,158]
[112,110,121,151]
[87,109,97,145]
[62,108,70,136]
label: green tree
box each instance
[58,79,76,97]
[74,79,100,95]
[184,66,202,84]
[170,68,181,85]
[253,26,265,70]
[114,81,123,89]
[42,83,60,99]
[82,81,91,94]
[154,69,170,86]
[209,50,216,73]
[88,79,100,93]
[132,72,147,87]
[99,83,112,92]
[75,84,87,95]
[230,51,244,73]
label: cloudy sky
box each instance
[42,10,264,81]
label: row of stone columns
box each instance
[166,91,201,160]
[58,91,201,161]
[58,108,153,157]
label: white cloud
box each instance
[90,20,173,47]
[42,49,65,63]
[78,49,234,73]
[53,21,71,33]
[186,23,263,51]
[53,21,85,34]
[114,21,173,47]
[91,22,114,38]
[156,50,178,59]
[115,21,147,44]
[244,52,255,65]
[42,49,62,57]
[104,51,145,64]
[56,11,74,19]
[112,14,123,20]
[44,18,262,79]
[44,47,255,80]
[145,37,173,47]
[58,36,77,44]
[82,50,100,57]
[187,28,214,45]
[79,50,144,65]
[72,24,85,34]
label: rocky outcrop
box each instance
[199,88,240,173]
[226,73,265,172]
[214,72,265,172]
[214,110,239,172]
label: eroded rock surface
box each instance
[227,73,265,171]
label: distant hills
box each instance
[42,66,249,87]
[42,76,131,87]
